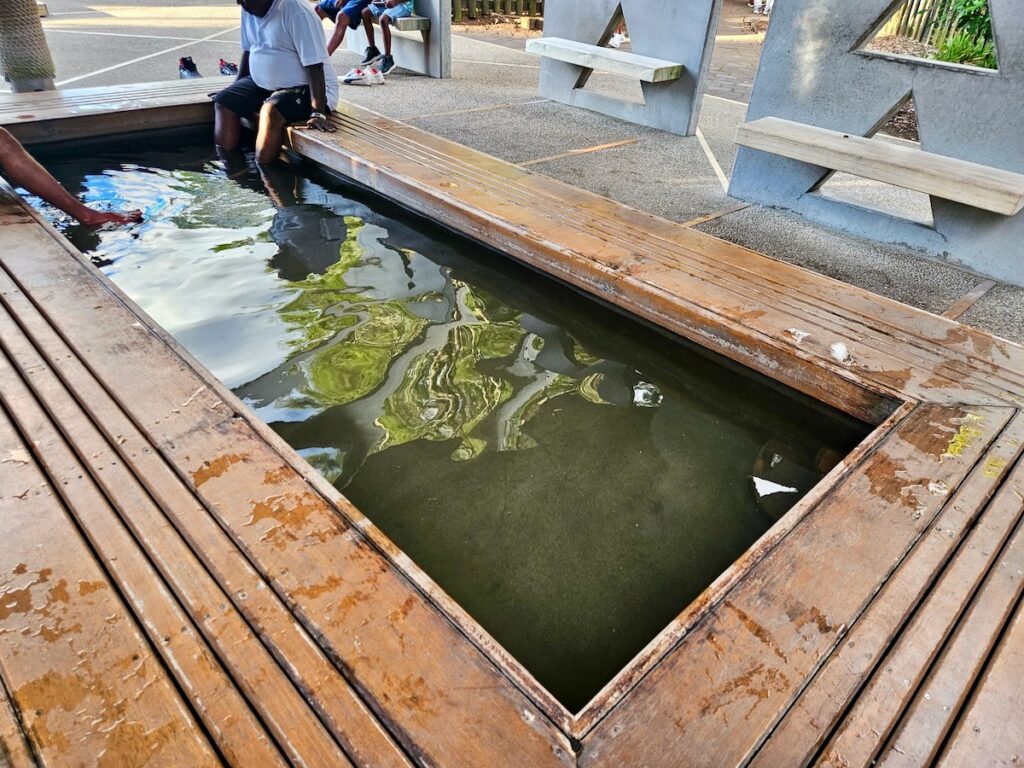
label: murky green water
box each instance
[35,130,868,712]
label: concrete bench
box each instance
[526,37,683,83]
[736,116,1024,216]
[344,0,450,78]
[387,14,430,32]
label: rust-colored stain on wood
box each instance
[1,83,1023,766]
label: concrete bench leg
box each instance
[535,0,723,136]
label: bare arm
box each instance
[0,128,141,226]
[304,63,336,133]
[237,50,251,80]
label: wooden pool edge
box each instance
[2,80,1023,765]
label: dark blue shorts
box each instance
[339,0,372,28]
[213,77,315,124]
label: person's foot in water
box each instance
[77,208,144,227]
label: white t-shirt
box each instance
[241,0,339,109]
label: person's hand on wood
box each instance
[306,111,336,133]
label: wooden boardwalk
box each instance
[1,80,1023,766]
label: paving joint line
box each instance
[516,138,640,167]
[55,25,240,87]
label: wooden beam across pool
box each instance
[1,81,1024,766]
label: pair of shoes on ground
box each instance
[178,56,238,79]
[360,45,398,74]
[343,66,386,85]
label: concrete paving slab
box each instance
[451,33,539,66]
[48,31,241,89]
[410,99,658,165]
[53,39,243,89]
[329,60,537,119]
[695,205,980,315]
[526,135,733,224]
[697,95,747,177]
[960,284,1024,344]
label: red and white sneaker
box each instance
[343,67,369,85]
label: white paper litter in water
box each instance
[752,476,799,497]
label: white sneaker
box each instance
[343,67,368,85]
[608,32,625,48]
[365,67,385,85]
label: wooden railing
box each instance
[453,0,543,22]
[876,0,961,45]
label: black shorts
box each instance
[213,77,316,124]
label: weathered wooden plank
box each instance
[290,109,1024,416]
[310,106,1024,401]
[0,394,218,767]
[750,412,1024,767]
[0,270,413,768]
[0,304,355,767]
[526,37,683,82]
[0,677,34,768]
[0,214,574,763]
[814,421,1024,766]
[876,454,1024,767]
[571,400,918,735]
[737,117,1024,215]
[936,599,1024,767]
[0,78,226,145]
[579,404,1011,766]
[293,119,900,425]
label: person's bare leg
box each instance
[214,102,243,151]
[362,7,377,50]
[327,14,350,55]
[380,13,392,56]
[255,102,288,165]
[215,145,250,180]
[0,128,141,225]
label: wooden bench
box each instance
[736,116,1024,216]
[525,37,683,83]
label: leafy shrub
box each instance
[935,31,997,68]
[938,0,993,43]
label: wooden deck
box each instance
[2,80,1024,767]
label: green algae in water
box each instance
[36,133,870,712]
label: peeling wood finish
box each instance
[1,81,1024,766]
[0,190,573,766]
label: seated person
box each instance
[361,0,415,74]
[0,128,141,226]
[315,0,378,63]
[215,0,339,165]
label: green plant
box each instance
[935,31,997,68]
[935,0,993,44]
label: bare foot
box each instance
[78,208,144,226]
